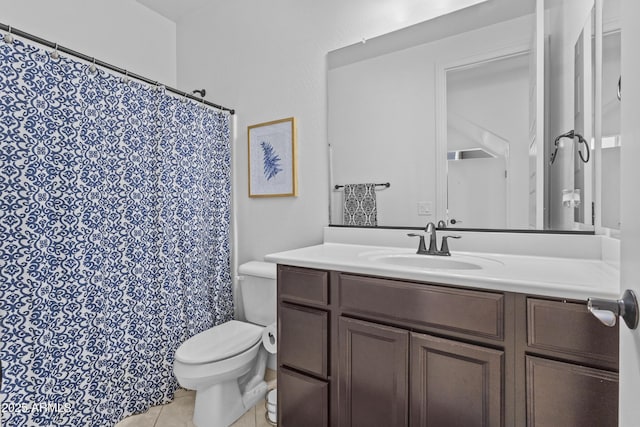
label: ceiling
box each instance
[136,0,210,22]
[136,0,504,25]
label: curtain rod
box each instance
[0,23,235,115]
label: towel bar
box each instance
[334,182,390,190]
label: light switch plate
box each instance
[417,201,432,216]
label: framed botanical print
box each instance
[248,117,297,197]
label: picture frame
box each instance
[248,117,298,197]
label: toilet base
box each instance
[193,379,244,427]
[192,377,269,427]
[191,347,270,427]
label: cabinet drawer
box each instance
[279,367,328,427]
[526,356,618,427]
[338,274,505,340]
[527,298,619,367]
[278,265,329,306]
[279,303,328,378]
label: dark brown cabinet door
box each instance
[279,367,329,427]
[410,332,504,427]
[279,302,328,378]
[339,317,409,427]
[526,356,618,427]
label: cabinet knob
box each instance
[587,289,639,330]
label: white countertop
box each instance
[265,242,620,300]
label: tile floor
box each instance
[115,370,276,427]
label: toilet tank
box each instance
[238,261,277,326]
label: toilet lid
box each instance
[175,320,264,364]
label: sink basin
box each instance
[365,252,503,270]
[373,254,482,270]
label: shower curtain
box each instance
[0,34,233,426]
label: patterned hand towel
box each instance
[343,183,378,226]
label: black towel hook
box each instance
[550,130,590,165]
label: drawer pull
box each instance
[587,289,638,330]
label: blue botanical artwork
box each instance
[248,118,296,196]
[261,141,282,180]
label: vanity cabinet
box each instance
[338,316,504,427]
[277,265,619,427]
[336,273,508,427]
[277,266,330,427]
[519,297,619,427]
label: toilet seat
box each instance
[175,320,263,364]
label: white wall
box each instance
[174,1,499,266]
[0,0,176,85]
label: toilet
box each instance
[173,261,277,427]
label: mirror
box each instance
[328,0,611,231]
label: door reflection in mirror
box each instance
[601,26,621,229]
[446,53,529,229]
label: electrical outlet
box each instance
[417,201,432,216]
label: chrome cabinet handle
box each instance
[587,289,639,330]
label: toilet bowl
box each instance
[173,261,277,427]
[174,320,264,389]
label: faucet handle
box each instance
[407,233,428,255]
[440,234,461,256]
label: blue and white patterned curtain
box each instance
[0,34,233,426]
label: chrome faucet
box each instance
[407,221,460,256]
[425,222,439,254]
